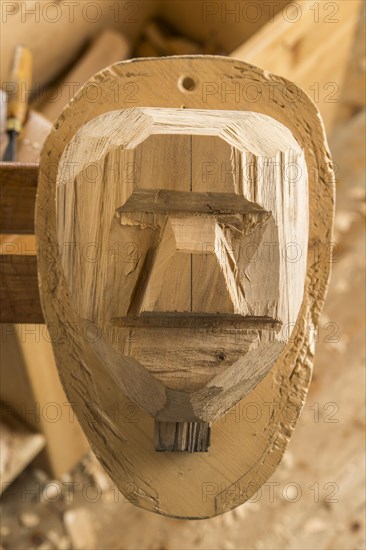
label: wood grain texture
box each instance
[159,0,362,130]
[0,405,45,493]
[155,421,211,453]
[35,56,334,518]
[40,30,131,122]
[0,254,42,323]
[0,161,42,323]
[51,106,308,452]
[0,0,157,89]
[230,0,362,131]
[159,0,289,52]
[0,162,38,234]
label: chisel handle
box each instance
[6,46,33,133]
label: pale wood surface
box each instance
[335,2,365,123]
[0,0,156,88]
[0,405,45,493]
[159,0,289,52]
[39,30,131,122]
[2,1,359,134]
[36,56,334,518]
[231,0,362,131]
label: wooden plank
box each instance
[11,323,90,476]
[0,254,43,323]
[0,404,45,493]
[1,1,157,90]
[231,0,362,130]
[39,30,131,122]
[0,162,38,234]
[159,0,290,53]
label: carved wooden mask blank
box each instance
[55,107,308,451]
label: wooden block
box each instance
[0,254,42,323]
[0,109,48,322]
[0,163,38,234]
[155,421,211,452]
[231,0,363,130]
[1,1,157,89]
[159,0,289,52]
[158,0,362,128]
[138,21,204,56]
[0,404,45,493]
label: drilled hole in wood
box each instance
[179,75,196,92]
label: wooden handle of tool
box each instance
[7,46,33,132]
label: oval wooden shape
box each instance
[36,56,334,519]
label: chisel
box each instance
[3,46,33,162]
